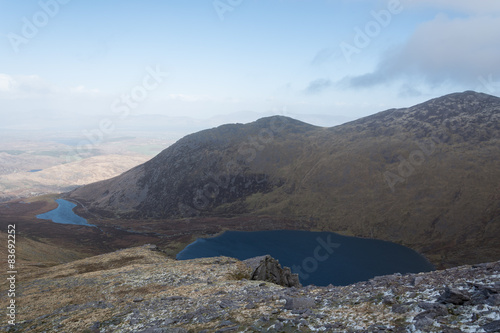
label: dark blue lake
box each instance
[177,230,434,286]
[37,199,95,227]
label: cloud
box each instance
[339,14,500,90]
[304,78,333,94]
[0,75,13,92]
[0,74,53,95]
[0,73,99,99]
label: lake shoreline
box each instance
[177,230,435,286]
[36,199,96,227]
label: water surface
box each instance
[37,199,94,227]
[177,230,434,286]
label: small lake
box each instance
[37,199,95,227]
[177,230,434,286]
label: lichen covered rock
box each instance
[243,255,301,288]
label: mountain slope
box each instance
[69,91,500,267]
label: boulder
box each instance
[283,297,316,310]
[470,285,500,306]
[243,255,301,288]
[438,287,470,305]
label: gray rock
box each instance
[217,320,234,327]
[165,329,188,333]
[486,294,500,306]
[382,297,395,305]
[413,276,425,286]
[368,324,389,332]
[470,285,500,306]
[243,255,301,288]
[284,297,316,311]
[417,302,448,314]
[137,329,187,333]
[274,322,284,331]
[413,306,448,327]
[414,316,434,330]
[219,299,236,309]
[482,320,500,333]
[438,287,470,305]
[245,301,256,309]
[392,304,410,314]
[325,322,344,329]
[89,321,100,331]
[215,327,239,333]
[415,307,448,321]
[161,296,184,301]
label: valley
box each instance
[0,196,313,278]
[0,135,171,201]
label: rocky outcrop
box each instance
[243,255,301,288]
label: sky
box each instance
[1,0,500,136]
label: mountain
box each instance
[68,91,500,267]
[3,244,499,332]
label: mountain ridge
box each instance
[68,91,500,268]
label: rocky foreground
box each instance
[1,245,499,332]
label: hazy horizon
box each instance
[1,0,500,139]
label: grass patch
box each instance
[227,262,252,281]
[75,256,145,274]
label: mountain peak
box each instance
[69,92,500,268]
[341,91,500,138]
[412,90,500,110]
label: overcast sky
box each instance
[1,0,499,134]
